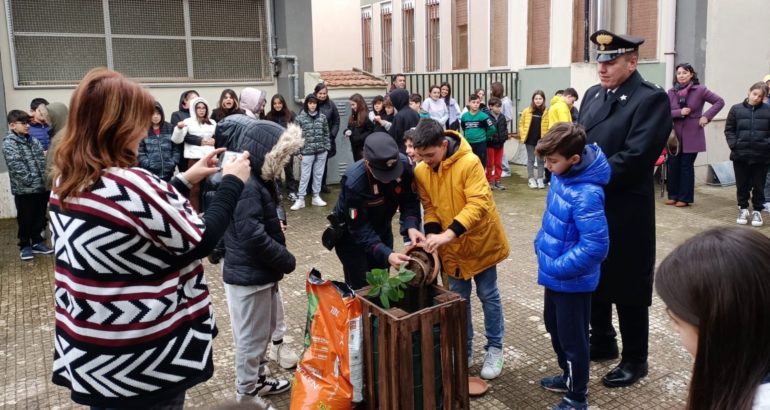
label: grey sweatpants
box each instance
[526,144,543,179]
[225,282,278,395]
[298,151,328,197]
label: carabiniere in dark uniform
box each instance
[327,132,421,290]
[577,29,672,388]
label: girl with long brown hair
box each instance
[50,68,251,409]
[343,93,374,161]
[656,227,770,409]
[211,88,246,123]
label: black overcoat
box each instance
[578,70,672,306]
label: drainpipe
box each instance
[272,55,304,104]
[663,0,677,88]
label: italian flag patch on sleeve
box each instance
[349,208,358,220]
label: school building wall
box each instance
[0,0,316,218]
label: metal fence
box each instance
[402,71,518,132]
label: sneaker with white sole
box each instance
[480,346,504,380]
[20,246,33,261]
[752,210,764,227]
[269,342,299,369]
[290,198,305,210]
[537,179,546,189]
[236,389,276,409]
[528,178,537,189]
[253,375,291,396]
[494,181,506,190]
[737,208,750,225]
[31,242,54,254]
[311,195,327,207]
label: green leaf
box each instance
[387,277,402,288]
[368,285,381,297]
[366,270,375,285]
[398,270,416,282]
[379,293,390,309]
[397,289,404,298]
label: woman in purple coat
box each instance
[666,63,725,206]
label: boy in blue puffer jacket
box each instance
[533,122,610,410]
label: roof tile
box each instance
[318,70,388,88]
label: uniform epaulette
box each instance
[642,80,664,91]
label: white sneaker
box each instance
[737,208,750,225]
[236,390,276,410]
[527,178,537,189]
[269,342,299,369]
[290,198,305,210]
[311,195,327,207]
[537,179,545,189]
[752,210,764,227]
[480,346,504,380]
[764,202,770,213]
[501,171,512,178]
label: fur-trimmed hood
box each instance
[214,115,304,181]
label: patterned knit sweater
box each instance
[50,167,242,408]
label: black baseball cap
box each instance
[590,29,644,63]
[364,132,403,183]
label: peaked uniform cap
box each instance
[590,29,644,62]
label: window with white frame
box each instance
[425,0,440,72]
[362,7,373,72]
[380,2,392,74]
[5,0,271,86]
[402,0,415,73]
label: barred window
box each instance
[402,1,415,73]
[361,7,373,73]
[425,0,440,72]
[380,3,392,74]
[6,0,271,86]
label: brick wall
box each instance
[627,0,658,60]
[527,0,550,65]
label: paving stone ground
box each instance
[0,165,752,409]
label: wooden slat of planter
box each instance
[419,309,436,410]
[439,305,454,408]
[377,308,391,410]
[399,316,415,410]
[452,297,469,408]
[388,316,401,409]
[362,302,376,410]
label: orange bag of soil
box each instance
[290,269,363,409]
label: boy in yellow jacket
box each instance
[412,118,510,380]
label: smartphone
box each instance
[221,150,241,165]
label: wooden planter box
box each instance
[356,285,469,410]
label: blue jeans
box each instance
[448,265,504,355]
[666,152,697,203]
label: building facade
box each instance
[357,0,770,183]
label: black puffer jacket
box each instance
[725,100,770,164]
[216,116,297,285]
[138,103,181,181]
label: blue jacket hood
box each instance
[559,144,611,187]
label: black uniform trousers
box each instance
[335,232,389,290]
[14,192,49,249]
[590,301,649,363]
[733,160,770,211]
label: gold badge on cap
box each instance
[386,159,397,167]
[596,33,613,51]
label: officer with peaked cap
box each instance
[577,30,672,388]
[329,132,424,289]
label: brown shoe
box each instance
[664,199,676,205]
[675,201,689,207]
